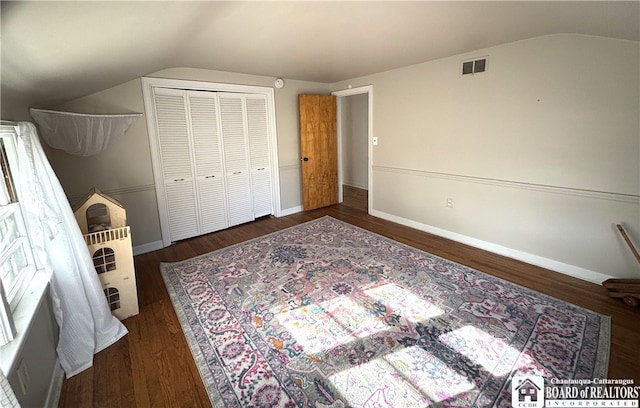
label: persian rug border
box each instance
[160,216,611,407]
[161,263,223,406]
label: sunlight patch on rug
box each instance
[364,283,445,323]
[328,344,481,406]
[277,283,445,355]
[440,325,518,377]
[160,216,610,407]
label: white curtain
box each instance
[29,108,141,156]
[15,122,128,377]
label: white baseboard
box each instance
[343,182,368,190]
[45,360,64,408]
[280,206,303,217]
[133,240,164,255]
[371,209,614,285]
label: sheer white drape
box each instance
[15,122,127,377]
[29,108,140,156]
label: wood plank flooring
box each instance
[58,188,640,407]
[341,184,368,210]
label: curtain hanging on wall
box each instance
[15,122,128,377]
[29,108,141,156]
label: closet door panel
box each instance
[251,168,272,217]
[198,177,228,233]
[246,95,273,217]
[219,94,253,226]
[246,96,270,169]
[226,171,253,226]
[219,95,249,173]
[153,88,199,241]
[188,91,228,232]
[165,182,199,241]
[153,89,194,181]
[188,92,225,177]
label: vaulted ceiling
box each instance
[2,1,638,113]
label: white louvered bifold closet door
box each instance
[246,95,273,217]
[149,85,275,245]
[187,91,229,234]
[152,88,199,241]
[219,94,254,226]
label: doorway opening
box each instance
[333,86,373,214]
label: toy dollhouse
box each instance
[73,187,139,320]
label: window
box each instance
[103,287,120,311]
[0,125,38,345]
[86,203,111,232]
[93,248,116,274]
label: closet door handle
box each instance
[302,157,309,162]
[205,175,216,179]
[233,171,242,175]
[173,178,185,182]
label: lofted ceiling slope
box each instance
[1,1,639,114]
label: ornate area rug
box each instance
[160,216,610,407]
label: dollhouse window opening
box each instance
[104,287,120,311]
[93,247,116,274]
[86,203,111,232]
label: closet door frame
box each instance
[142,77,282,247]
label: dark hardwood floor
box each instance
[341,184,368,210]
[58,187,640,407]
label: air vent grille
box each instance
[461,57,488,76]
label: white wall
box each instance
[52,68,331,248]
[36,34,640,282]
[341,93,369,190]
[332,34,640,282]
[54,79,160,250]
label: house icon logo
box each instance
[512,375,545,408]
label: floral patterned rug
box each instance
[160,216,610,407]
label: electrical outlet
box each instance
[17,359,30,395]
[446,198,454,208]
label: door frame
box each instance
[141,77,282,247]
[332,85,373,214]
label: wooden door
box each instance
[299,94,338,210]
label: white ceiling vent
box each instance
[461,56,488,76]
